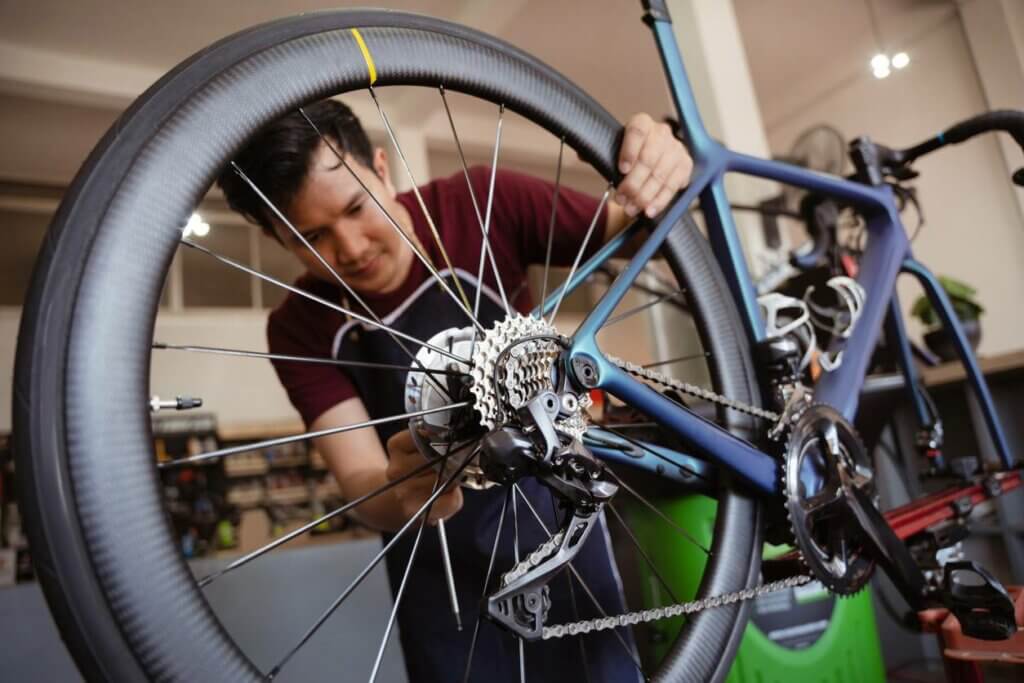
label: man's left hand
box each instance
[615,113,693,219]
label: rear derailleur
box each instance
[478,390,618,641]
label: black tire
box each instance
[13,10,763,682]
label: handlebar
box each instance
[869,110,1024,187]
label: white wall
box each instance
[766,14,1024,356]
[0,307,302,434]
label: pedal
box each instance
[942,561,1018,641]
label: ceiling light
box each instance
[870,53,890,71]
[872,65,891,79]
[184,212,211,238]
[892,52,909,69]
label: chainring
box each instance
[783,403,876,594]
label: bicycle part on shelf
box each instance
[784,403,877,595]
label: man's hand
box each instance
[385,430,463,525]
[615,113,693,219]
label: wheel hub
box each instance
[405,314,590,489]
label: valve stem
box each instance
[149,395,203,413]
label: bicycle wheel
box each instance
[14,10,763,682]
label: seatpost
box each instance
[639,0,712,156]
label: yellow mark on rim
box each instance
[350,28,377,85]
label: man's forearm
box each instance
[333,467,415,533]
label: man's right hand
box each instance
[385,429,464,526]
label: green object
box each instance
[910,274,984,328]
[625,495,885,682]
[215,519,235,549]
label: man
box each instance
[218,98,692,681]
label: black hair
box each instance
[216,98,374,240]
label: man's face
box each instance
[273,142,414,295]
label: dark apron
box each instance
[336,273,640,683]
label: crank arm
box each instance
[845,484,932,610]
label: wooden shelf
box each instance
[266,486,309,506]
[920,349,1024,387]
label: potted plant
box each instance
[910,275,984,362]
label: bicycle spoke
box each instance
[367,469,444,683]
[641,352,710,369]
[297,108,485,334]
[539,139,565,318]
[604,468,710,555]
[439,87,511,316]
[367,90,475,315]
[229,161,457,400]
[549,492,592,683]
[547,186,611,324]
[562,567,649,683]
[511,484,526,683]
[601,287,687,329]
[473,103,510,328]
[513,485,647,682]
[461,488,510,683]
[196,451,452,588]
[160,402,467,469]
[606,501,679,604]
[152,342,467,378]
[181,239,468,363]
[597,263,683,300]
[267,451,478,680]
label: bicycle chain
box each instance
[606,355,781,422]
[498,511,811,639]
[542,574,812,639]
[500,530,566,587]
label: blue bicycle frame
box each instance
[541,2,1015,496]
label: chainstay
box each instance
[606,355,780,422]
[542,574,811,639]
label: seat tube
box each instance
[700,177,765,342]
[641,0,712,154]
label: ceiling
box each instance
[0,0,961,187]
